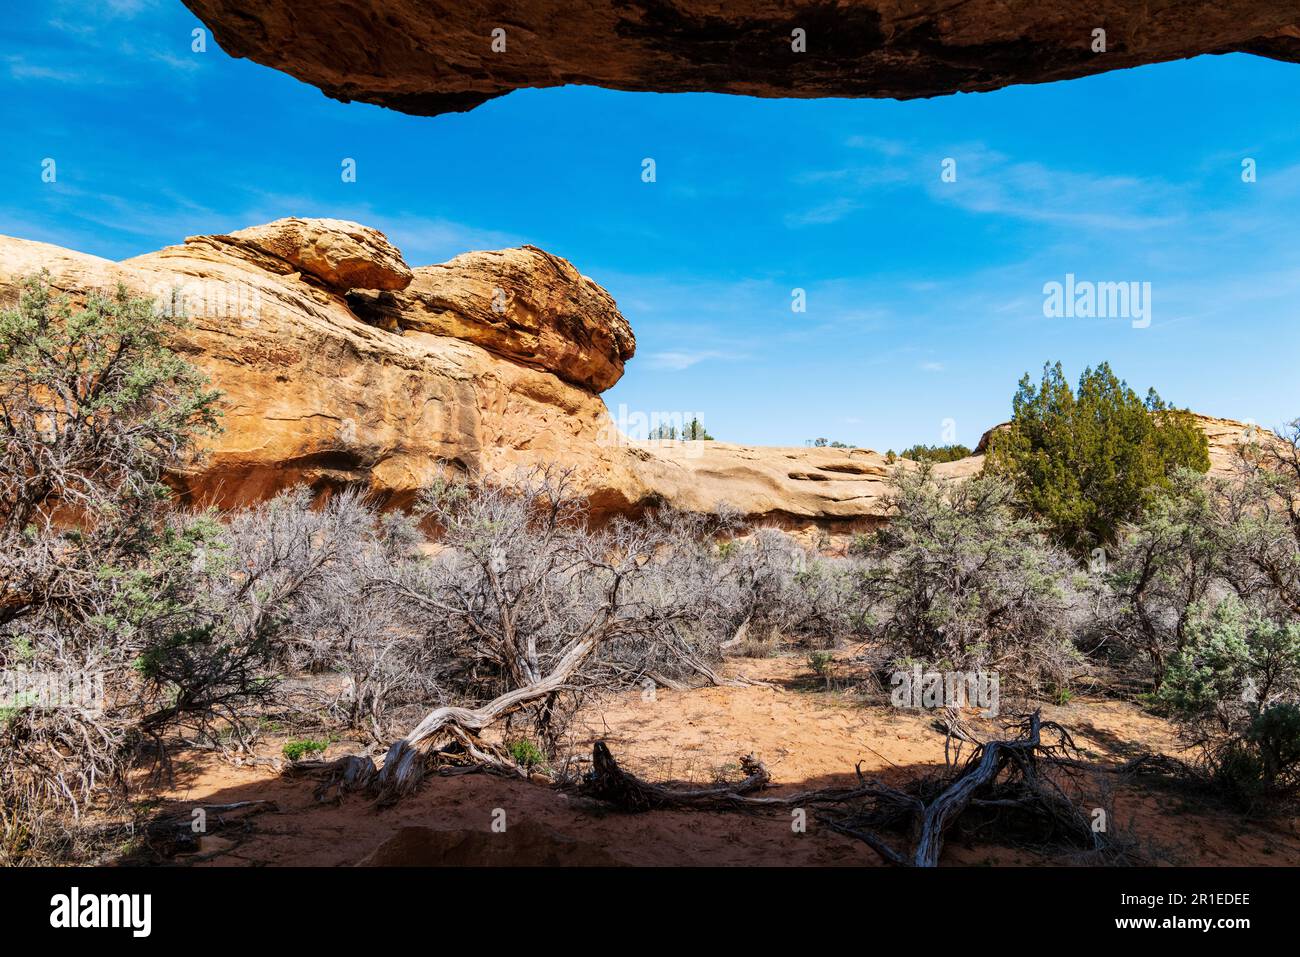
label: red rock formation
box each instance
[0,219,1264,535]
[182,0,1300,116]
[349,246,634,392]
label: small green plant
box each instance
[507,738,545,769]
[7,636,35,664]
[282,738,329,761]
[847,531,880,557]
[808,650,836,688]
[712,761,742,783]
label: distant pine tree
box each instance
[898,443,971,463]
[683,417,714,441]
[648,423,678,440]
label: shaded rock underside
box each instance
[182,0,1300,115]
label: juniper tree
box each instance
[984,361,1209,553]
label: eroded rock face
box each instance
[0,221,644,512]
[349,246,635,392]
[212,217,414,292]
[182,0,1300,116]
[0,220,1266,536]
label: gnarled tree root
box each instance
[581,741,771,810]
[580,711,1112,867]
[826,710,1108,866]
[290,633,600,802]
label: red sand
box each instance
[144,651,1300,866]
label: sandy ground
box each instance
[137,651,1300,867]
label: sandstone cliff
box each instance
[182,0,1300,116]
[0,219,1263,535]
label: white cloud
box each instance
[926,144,1184,232]
[5,56,100,83]
[784,197,861,227]
[844,135,907,156]
[645,350,734,371]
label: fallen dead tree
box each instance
[578,711,1118,867]
[370,632,604,801]
[582,741,771,810]
[824,711,1111,866]
[293,633,728,804]
[293,637,600,803]
[579,740,913,812]
[142,800,278,859]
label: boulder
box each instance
[349,246,634,392]
[201,217,413,292]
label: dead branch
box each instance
[143,799,279,857]
[1056,751,1195,779]
[718,616,751,654]
[371,632,599,801]
[823,710,1106,867]
[578,741,917,818]
[581,740,771,810]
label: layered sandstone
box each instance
[0,221,641,512]
[348,246,634,392]
[182,1,1300,116]
[212,217,414,291]
[0,219,1267,534]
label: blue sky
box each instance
[2,1,1298,451]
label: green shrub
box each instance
[1210,708,1300,804]
[1157,597,1300,796]
[846,533,874,557]
[282,739,329,761]
[507,738,545,769]
[1246,704,1300,789]
[807,650,836,688]
[807,650,834,674]
[1104,468,1226,682]
[860,466,1083,692]
[984,361,1209,552]
[1,275,221,862]
[1213,740,1269,803]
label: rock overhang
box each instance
[181,1,1300,116]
